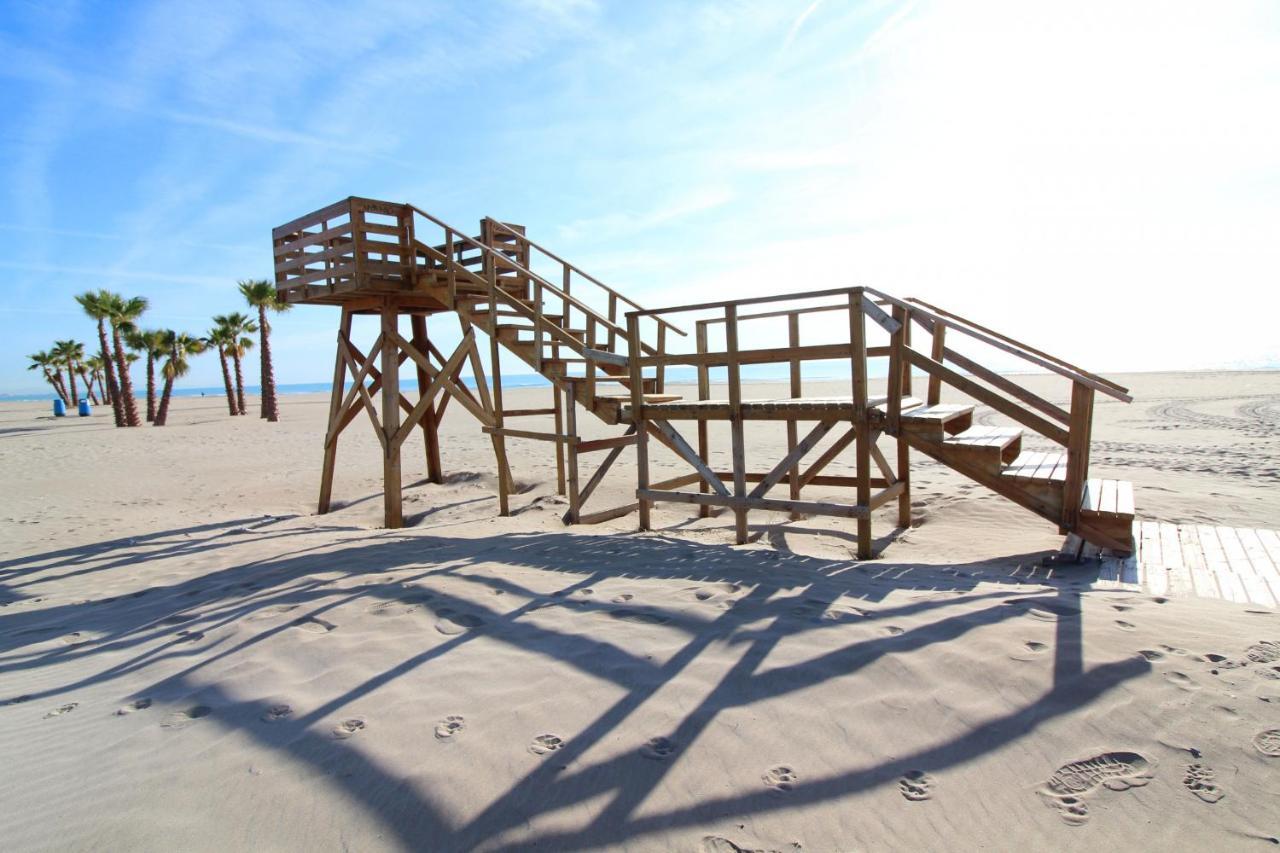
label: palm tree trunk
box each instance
[112,325,141,427]
[231,349,247,415]
[217,346,237,416]
[42,369,63,402]
[66,367,79,405]
[154,347,177,427]
[258,305,279,422]
[82,369,100,405]
[52,369,69,404]
[145,352,157,422]
[97,320,124,427]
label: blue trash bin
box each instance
[78,399,91,417]
[53,398,66,417]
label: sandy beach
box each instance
[2,369,1279,851]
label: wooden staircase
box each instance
[272,197,1136,553]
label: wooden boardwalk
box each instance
[1094,521,1280,608]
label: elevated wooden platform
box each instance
[273,196,1138,558]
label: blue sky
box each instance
[2,0,1278,395]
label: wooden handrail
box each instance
[904,295,1130,397]
[865,288,1132,402]
[486,219,689,338]
[627,285,867,318]
[407,205,663,358]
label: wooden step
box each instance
[1079,478,1135,519]
[943,426,1023,465]
[561,375,659,394]
[901,404,974,437]
[1001,450,1067,483]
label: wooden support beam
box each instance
[553,388,566,497]
[638,489,870,520]
[650,419,731,497]
[726,304,748,543]
[787,312,802,505]
[318,308,352,514]
[410,314,443,484]
[696,319,712,519]
[749,419,836,499]
[799,426,857,489]
[850,290,872,559]
[565,382,581,522]
[380,307,402,528]
[1062,382,1094,531]
[628,312,651,530]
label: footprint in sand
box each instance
[1137,649,1165,661]
[1183,764,1225,802]
[692,583,741,602]
[641,736,677,761]
[1253,729,1280,757]
[175,630,205,644]
[248,604,299,621]
[332,718,366,739]
[115,698,152,715]
[1012,641,1049,662]
[884,625,904,636]
[898,770,935,801]
[609,609,670,625]
[434,609,485,635]
[261,704,293,723]
[434,715,465,740]
[1165,671,1199,691]
[529,733,564,755]
[292,616,337,634]
[1115,620,1136,631]
[44,702,79,718]
[1160,644,1188,656]
[162,705,212,730]
[762,766,798,792]
[612,593,634,603]
[1036,751,1154,825]
[1246,641,1280,664]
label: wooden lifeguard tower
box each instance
[273,197,1136,558]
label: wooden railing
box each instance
[625,284,1130,531]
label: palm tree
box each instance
[103,293,148,427]
[127,328,168,422]
[75,291,124,426]
[205,325,238,416]
[52,340,85,405]
[238,280,289,422]
[213,312,256,415]
[153,331,206,427]
[84,354,107,404]
[27,350,67,402]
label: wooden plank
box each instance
[850,290,871,559]
[1198,525,1248,604]
[1115,481,1135,516]
[726,304,748,543]
[1178,524,1218,599]
[1100,479,1118,516]
[1230,527,1278,607]
[1140,521,1167,596]
[638,489,870,519]
[628,312,650,531]
[1160,521,1193,598]
[578,434,638,453]
[570,425,638,519]
[380,308,402,528]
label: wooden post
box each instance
[655,323,666,393]
[553,385,567,496]
[787,312,802,505]
[565,382,581,523]
[318,307,352,513]
[850,291,871,559]
[487,257,510,516]
[928,320,946,406]
[410,313,443,484]
[890,305,910,528]
[1062,381,1094,531]
[381,306,403,528]
[628,312,650,530]
[696,320,711,518]
[726,304,748,544]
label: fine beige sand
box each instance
[1,370,1278,851]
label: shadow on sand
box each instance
[0,517,1147,850]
